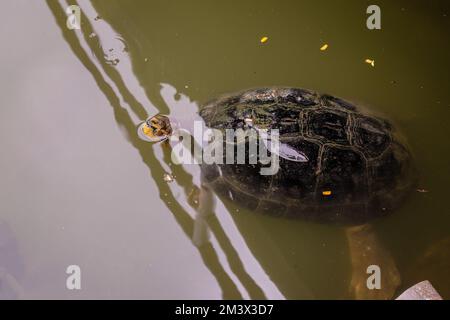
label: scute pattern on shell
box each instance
[199,88,415,225]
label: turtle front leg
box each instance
[191,183,215,247]
[345,224,401,300]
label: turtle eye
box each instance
[146,118,160,131]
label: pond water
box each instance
[0,0,448,299]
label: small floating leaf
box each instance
[260,36,269,43]
[320,44,329,51]
[365,59,375,67]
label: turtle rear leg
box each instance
[345,224,401,300]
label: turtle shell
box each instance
[199,88,415,225]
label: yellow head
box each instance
[138,114,173,142]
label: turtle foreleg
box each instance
[192,184,215,247]
[345,224,401,300]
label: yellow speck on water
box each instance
[322,190,332,196]
[320,44,328,51]
[260,36,269,43]
[365,59,375,67]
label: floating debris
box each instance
[320,44,329,51]
[260,36,269,44]
[416,188,429,193]
[365,59,375,67]
[163,173,174,183]
[144,58,149,62]
[106,58,120,66]
[322,190,332,196]
[88,32,97,39]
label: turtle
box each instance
[138,87,416,299]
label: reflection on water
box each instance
[0,0,448,299]
[46,1,291,299]
[0,221,25,299]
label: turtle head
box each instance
[138,114,173,142]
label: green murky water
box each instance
[0,0,448,299]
